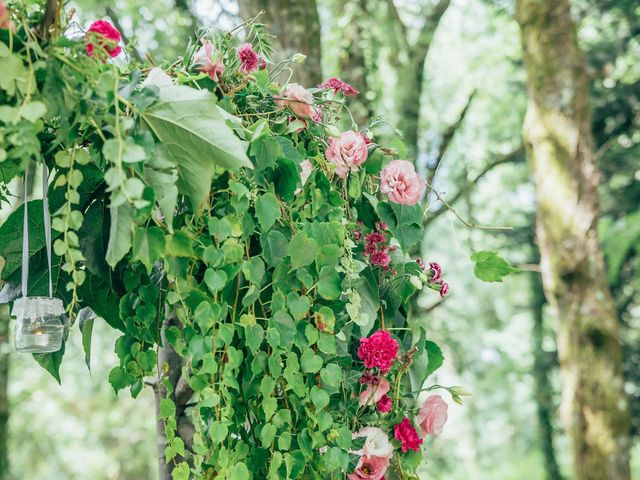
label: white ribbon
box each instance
[21,163,53,298]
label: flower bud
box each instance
[291,53,307,64]
[324,125,341,138]
[410,276,423,290]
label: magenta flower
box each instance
[377,394,392,414]
[237,43,259,74]
[394,417,423,453]
[357,330,399,373]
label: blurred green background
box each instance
[0,0,638,479]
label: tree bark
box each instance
[530,253,563,480]
[516,1,631,478]
[338,0,373,128]
[390,0,450,158]
[238,0,322,87]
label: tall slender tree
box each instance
[238,0,322,87]
[516,1,631,478]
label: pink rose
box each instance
[417,395,448,436]
[347,456,389,480]
[352,427,394,459]
[325,131,368,178]
[379,160,426,205]
[277,83,319,119]
[359,377,390,407]
[194,40,225,82]
[0,1,15,31]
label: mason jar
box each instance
[12,297,66,353]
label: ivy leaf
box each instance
[425,340,444,378]
[141,86,252,210]
[310,386,330,410]
[228,463,250,480]
[261,230,289,267]
[471,251,519,282]
[105,202,135,268]
[132,226,166,274]
[288,232,318,270]
[255,192,280,231]
[300,348,323,373]
[171,462,190,480]
[317,266,341,300]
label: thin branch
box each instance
[105,7,143,63]
[424,147,524,228]
[38,0,60,39]
[427,88,478,186]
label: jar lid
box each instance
[12,297,65,318]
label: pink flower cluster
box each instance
[351,329,450,478]
[318,77,359,96]
[380,160,426,206]
[86,20,122,58]
[326,130,369,178]
[361,221,394,270]
[194,40,225,82]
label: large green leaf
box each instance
[141,86,252,210]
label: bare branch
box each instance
[427,88,478,186]
[424,147,524,229]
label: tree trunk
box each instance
[338,0,373,128]
[530,257,563,480]
[516,1,631,479]
[238,0,322,87]
[393,0,450,159]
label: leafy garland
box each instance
[0,3,516,479]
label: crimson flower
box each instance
[86,20,122,58]
[357,330,398,373]
[394,417,423,452]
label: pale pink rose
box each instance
[300,160,313,186]
[325,131,368,178]
[193,40,224,82]
[417,395,448,436]
[347,456,390,480]
[277,83,319,119]
[379,160,425,205]
[352,427,393,459]
[359,377,390,407]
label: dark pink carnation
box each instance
[357,330,398,373]
[237,43,259,74]
[394,417,423,453]
[429,262,442,283]
[369,250,391,270]
[377,394,392,413]
[319,77,359,96]
[417,258,426,270]
[439,281,449,297]
[86,20,122,58]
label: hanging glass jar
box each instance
[12,163,66,354]
[12,297,66,353]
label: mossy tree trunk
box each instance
[238,0,322,87]
[516,1,631,478]
[530,251,563,480]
